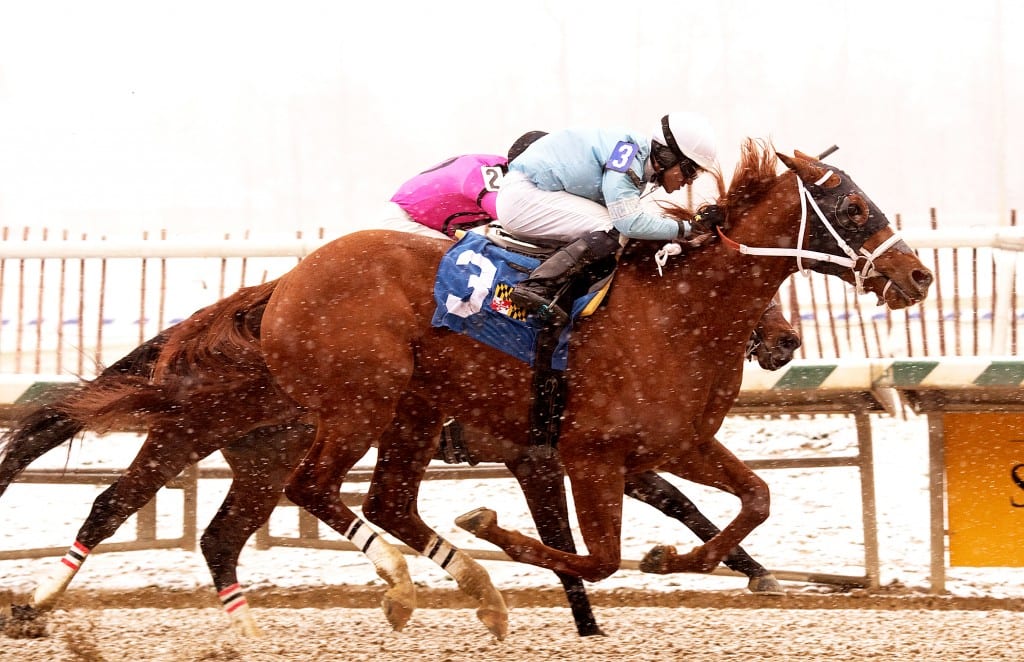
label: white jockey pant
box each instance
[374,201,449,240]
[496,171,614,243]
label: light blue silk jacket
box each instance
[507,127,685,240]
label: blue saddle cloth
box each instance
[431,231,599,370]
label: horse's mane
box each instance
[721,138,780,219]
[655,137,779,231]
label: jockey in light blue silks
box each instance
[496,111,720,325]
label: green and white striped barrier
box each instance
[873,356,1024,389]
[741,359,882,392]
[2,358,1022,419]
[742,357,1024,392]
[0,375,79,408]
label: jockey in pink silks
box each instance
[380,131,548,239]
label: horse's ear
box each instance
[777,152,796,170]
[777,151,836,187]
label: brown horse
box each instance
[247,140,931,638]
[0,281,797,638]
[7,141,929,641]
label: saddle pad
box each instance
[431,231,600,369]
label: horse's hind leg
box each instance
[31,425,213,611]
[363,396,508,640]
[624,471,783,594]
[283,415,417,632]
[204,423,313,637]
[507,446,604,637]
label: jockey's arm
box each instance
[602,168,689,241]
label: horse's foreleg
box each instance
[639,439,770,576]
[283,417,416,632]
[207,424,312,638]
[457,455,626,583]
[624,470,782,593]
[364,400,508,641]
[507,445,604,637]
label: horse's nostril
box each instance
[914,268,934,289]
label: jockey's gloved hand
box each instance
[692,204,725,234]
[680,204,725,248]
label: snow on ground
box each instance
[2,411,1023,600]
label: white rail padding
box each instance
[0,226,1023,261]
[900,227,1024,251]
[0,237,324,259]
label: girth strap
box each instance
[529,323,568,448]
[436,418,476,465]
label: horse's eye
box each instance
[837,197,865,228]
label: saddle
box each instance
[476,224,617,318]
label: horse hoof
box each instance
[381,585,417,632]
[231,622,265,639]
[638,545,676,574]
[476,607,509,641]
[3,604,49,639]
[229,617,265,639]
[455,507,497,537]
[748,573,785,595]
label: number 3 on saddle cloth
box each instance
[431,230,612,370]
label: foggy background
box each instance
[1,0,1020,240]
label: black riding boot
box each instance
[509,230,620,325]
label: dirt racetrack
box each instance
[3,586,1024,661]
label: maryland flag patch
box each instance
[491,282,528,321]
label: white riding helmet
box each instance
[650,111,718,171]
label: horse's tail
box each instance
[0,332,170,497]
[47,280,283,434]
[151,279,279,387]
[0,280,283,492]
[0,395,85,498]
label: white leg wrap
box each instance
[423,535,458,570]
[219,583,263,637]
[344,518,411,587]
[426,537,508,638]
[32,541,89,609]
[424,535,505,610]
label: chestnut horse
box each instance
[252,141,931,638]
[4,141,929,640]
[0,282,797,638]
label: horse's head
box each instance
[772,149,933,310]
[745,297,801,370]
